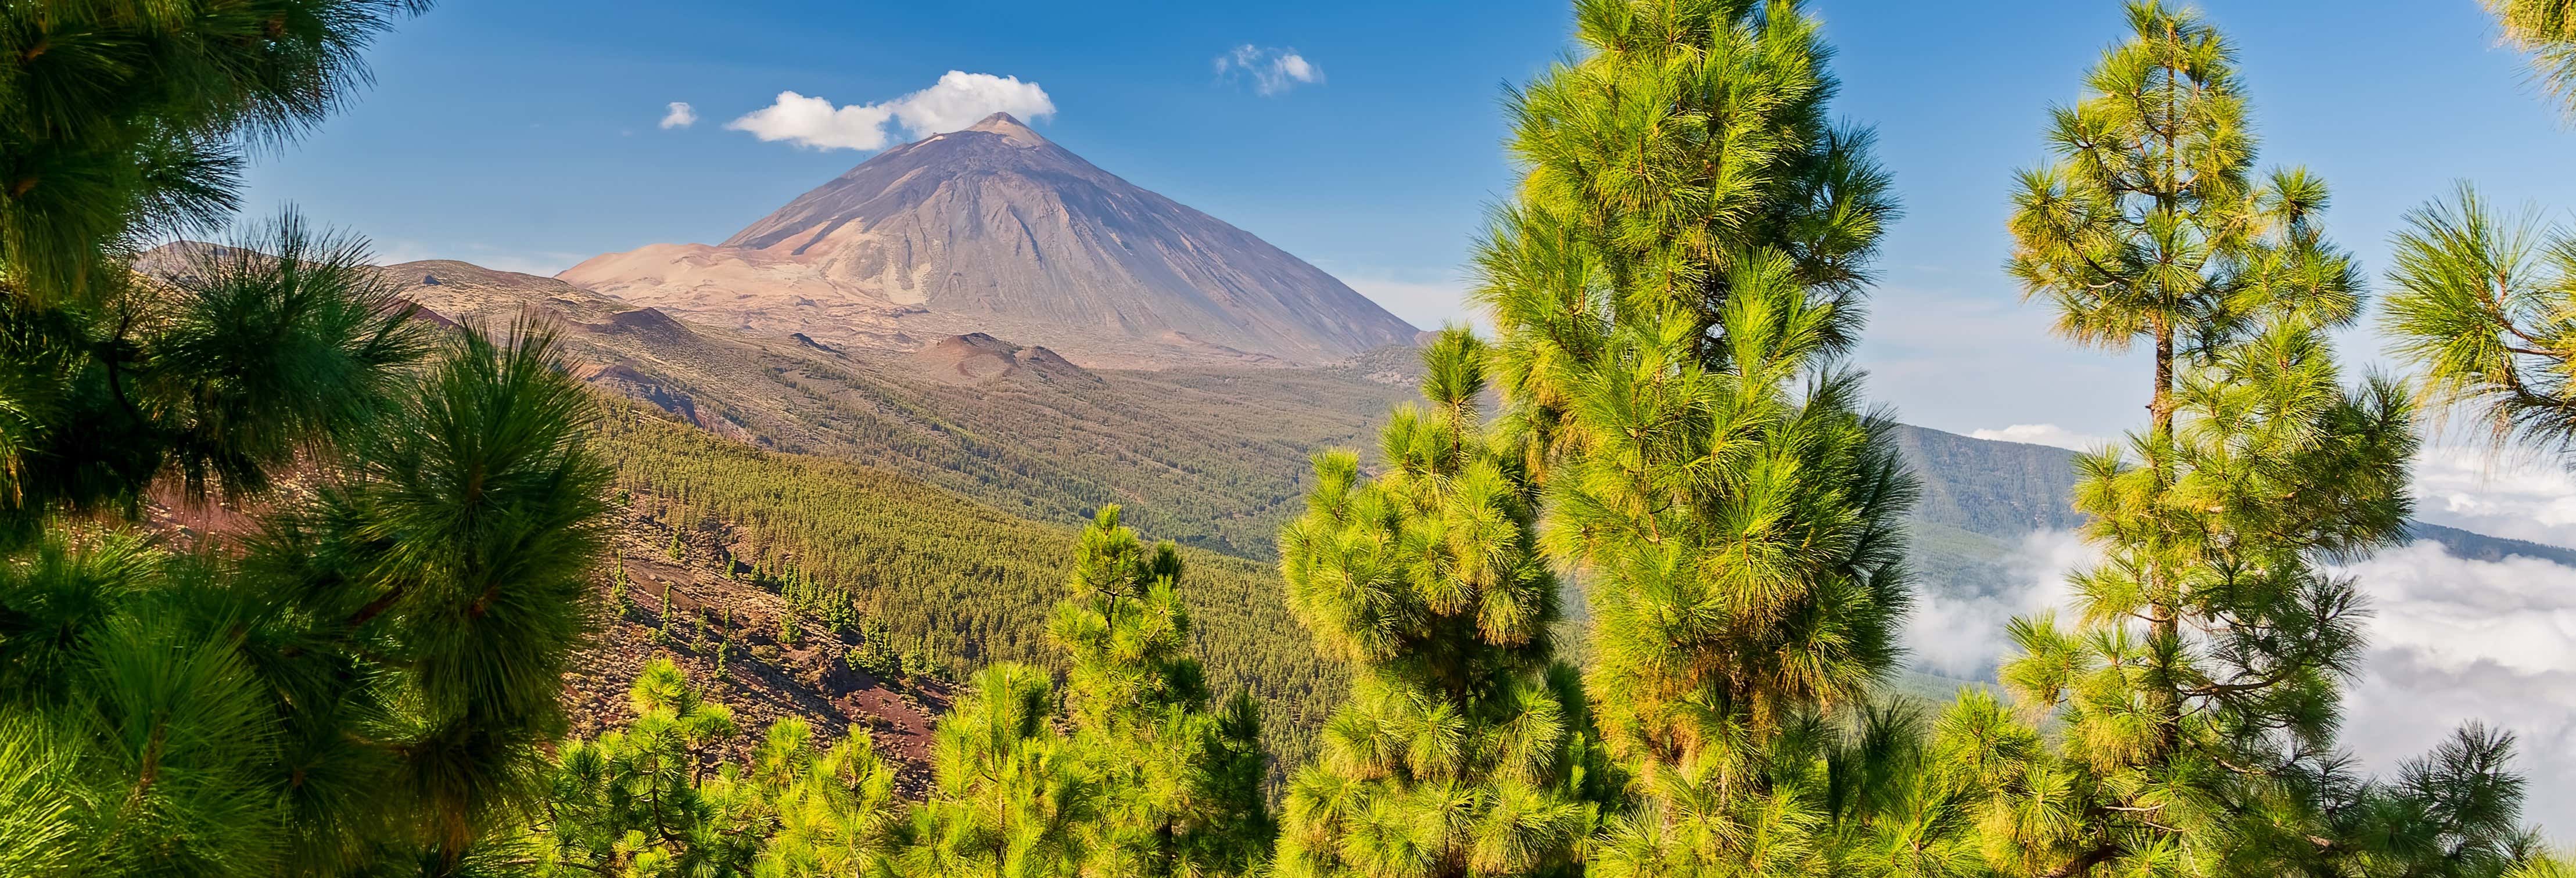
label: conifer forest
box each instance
[4,1,2576,876]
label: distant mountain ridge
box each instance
[1891,424,2576,567]
[558,113,1418,368]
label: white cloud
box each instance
[2334,542,2576,840]
[659,101,697,129]
[726,71,1055,152]
[1215,45,1324,96]
[1907,529,2091,678]
[1969,423,2111,452]
[729,92,896,150]
[1908,534,2576,838]
[2412,445,2576,550]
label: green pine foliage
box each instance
[544,659,764,876]
[894,503,1275,877]
[1986,5,2552,876]
[755,717,910,877]
[3,2,2570,877]
[537,659,903,877]
[899,661,1098,876]
[537,505,1276,878]
[896,507,1288,875]
[2490,0,2576,117]
[0,2,648,872]
[1272,329,1607,878]
[2383,183,2576,460]
[0,0,429,302]
[0,1,434,541]
[1474,1,1926,874]
[0,316,612,874]
[1050,506,1273,876]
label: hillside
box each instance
[558,113,1419,367]
[583,404,1342,779]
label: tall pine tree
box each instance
[1989,5,2545,876]
[2001,0,2365,777]
[1476,1,1922,874]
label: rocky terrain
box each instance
[568,501,951,795]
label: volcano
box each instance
[557,113,1416,366]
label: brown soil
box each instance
[564,505,952,796]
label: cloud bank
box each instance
[2413,445,2576,549]
[1907,530,2090,678]
[2335,542,2576,839]
[1216,45,1323,96]
[727,71,1055,152]
[659,102,697,129]
[1904,531,2576,837]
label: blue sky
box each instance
[241,0,2576,441]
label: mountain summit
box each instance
[559,114,1416,366]
[957,111,1049,146]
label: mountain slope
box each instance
[376,256,1419,560]
[559,113,1418,367]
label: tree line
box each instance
[7,1,2576,876]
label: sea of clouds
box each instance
[1907,517,2576,839]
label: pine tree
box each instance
[896,506,1279,877]
[1272,328,1601,878]
[0,311,611,874]
[1476,1,1920,874]
[2488,0,2576,116]
[1,1,430,291]
[1988,5,2542,876]
[540,659,903,878]
[750,715,905,878]
[2383,185,2576,460]
[544,658,763,876]
[0,2,436,536]
[1050,505,1271,876]
[0,8,611,869]
[896,662,1099,877]
[2003,0,2367,783]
